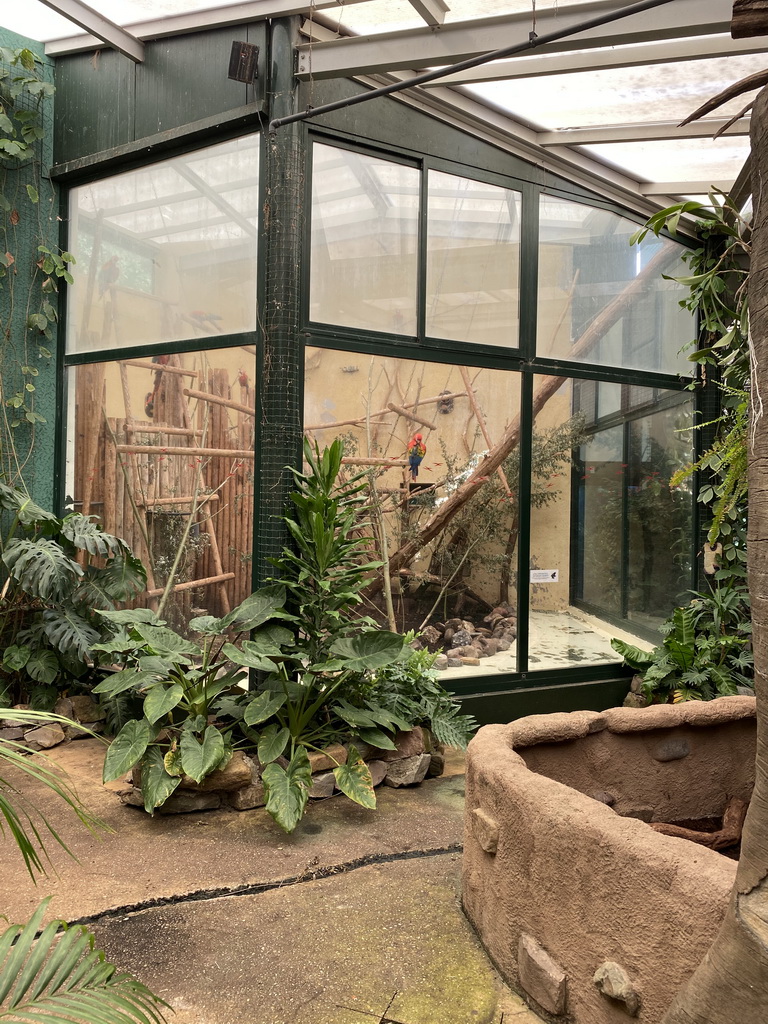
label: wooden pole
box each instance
[115,444,255,458]
[123,360,199,378]
[146,572,235,598]
[458,365,513,500]
[183,387,255,417]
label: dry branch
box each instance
[650,797,749,850]
[732,0,768,37]
[386,402,438,431]
[680,67,768,127]
[183,387,255,417]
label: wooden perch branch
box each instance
[183,388,255,417]
[386,402,437,430]
[122,359,199,378]
[304,390,468,432]
[116,444,254,459]
[146,572,235,598]
[361,241,679,597]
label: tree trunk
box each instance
[661,85,768,1024]
[362,241,678,598]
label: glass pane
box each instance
[426,170,521,346]
[538,196,695,374]
[310,144,420,335]
[66,135,260,353]
[530,376,694,670]
[66,346,256,628]
[304,348,521,679]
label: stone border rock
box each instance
[462,697,756,1024]
[1,696,105,751]
[116,727,446,813]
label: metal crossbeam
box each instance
[538,117,751,145]
[406,0,450,27]
[422,33,768,86]
[638,180,733,194]
[295,0,733,80]
[38,0,143,61]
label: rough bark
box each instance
[661,85,768,1024]
[732,0,768,38]
[362,241,678,598]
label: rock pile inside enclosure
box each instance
[414,603,518,669]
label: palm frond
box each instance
[0,898,169,1023]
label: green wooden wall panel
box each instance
[53,23,268,166]
[459,677,629,726]
[300,77,545,185]
[54,49,135,165]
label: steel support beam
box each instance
[406,0,450,27]
[295,0,733,80]
[638,180,733,194]
[38,0,144,62]
[44,0,374,57]
[423,33,768,86]
[538,117,751,145]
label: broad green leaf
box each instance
[93,669,164,697]
[333,745,376,810]
[244,690,287,726]
[217,584,290,631]
[134,623,200,661]
[164,748,183,776]
[96,607,165,626]
[356,727,397,750]
[330,630,405,672]
[610,638,654,670]
[2,644,29,672]
[257,723,290,765]
[262,747,312,832]
[140,747,181,813]
[143,683,184,724]
[180,725,225,783]
[223,640,280,672]
[103,720,151,782]
[332,700,378,729]
[25,650,59,685]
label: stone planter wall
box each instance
[0,696,105,750]
[462,697,756,1024]
[117,727,445,813]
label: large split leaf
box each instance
[262,746,312,832]
[60,513,121,557]
[3,538,82,603]
[40,609,99,661]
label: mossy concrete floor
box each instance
[1,740,545,1024]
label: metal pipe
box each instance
[269,0,677,133]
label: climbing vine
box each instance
[0,45,74,485]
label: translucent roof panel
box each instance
[333,0,586,35]
[582,137,752,189]
[465,52,768,131]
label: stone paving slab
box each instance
[0,740,545,1024]
[90,854,536,1024]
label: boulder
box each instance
[593,961,640,1016]
[226,780,266,810]
[309,771,336,799]
[518,933,567,1016]
[70,695,105,723]
[308,743,347,774]
[383,752,431,787]
[23,724,66,749]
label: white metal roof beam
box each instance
[638,180,733,194]
[45,0,375,57]
[39,0,144,62]
[423,33,768,86]
[538,117,751,145]
[295,0,733,80]
[407,0,450,27]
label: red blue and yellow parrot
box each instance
[407,432,427,480]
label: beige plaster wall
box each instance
[463,698,756,1024]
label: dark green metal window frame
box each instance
[302,126,700,694]
[51,113,703,700]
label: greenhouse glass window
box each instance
[66,134,261,353]
[537,196,694,375]
[426,170,521,347]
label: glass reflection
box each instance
[426,170,521,346]
[66,135,260,353]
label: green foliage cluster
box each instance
[612,583,752,703]
[94,440,476,832]
[0,46,75,473]
[0,480,146,708]
[614,191,752,702]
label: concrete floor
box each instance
[1,740,545,1024]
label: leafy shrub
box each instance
[0,481,146,707]
[611,581,752,703]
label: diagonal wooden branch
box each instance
[361,241,679,597]
[679,68,768,128]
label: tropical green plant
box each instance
[0,481,146,707]
[94,439,475,832]
[0,708,168,1023]
[611,581,752,703]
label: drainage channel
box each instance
[68,843,464,929]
